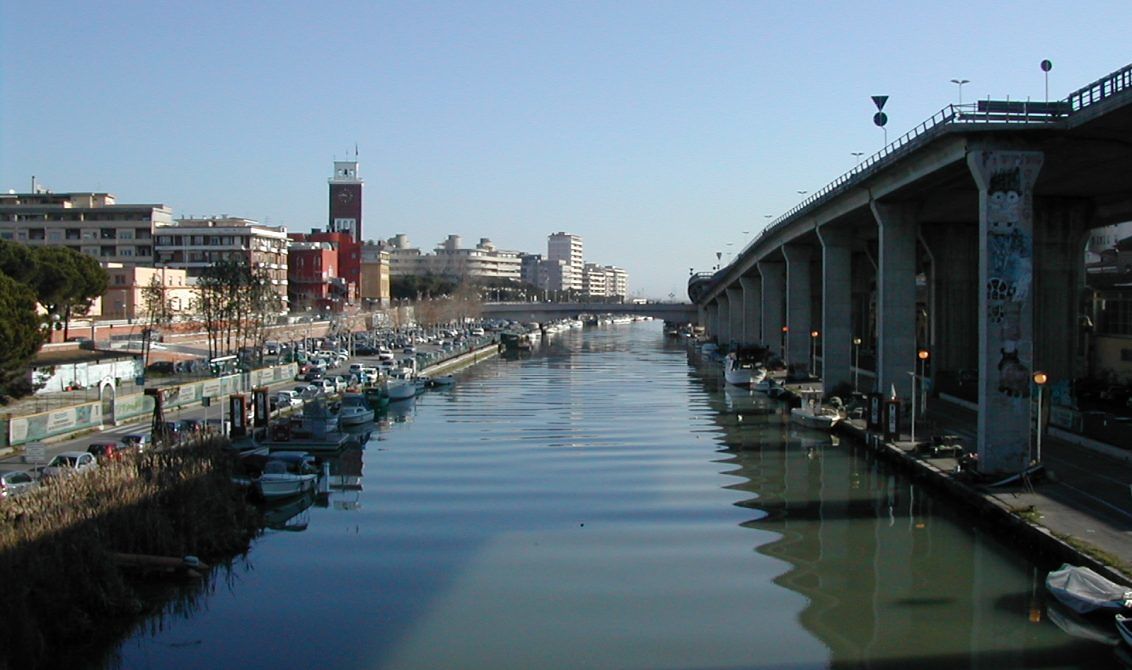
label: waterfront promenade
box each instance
[836,395,1132,585]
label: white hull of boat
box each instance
[257,473,318,500]
[387,379,416,400]
[338,405,375,426]
[789,407,841,431]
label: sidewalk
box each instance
[838,396,1132,585]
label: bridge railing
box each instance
[1067,62,1132,111]
[717,63,1132,292]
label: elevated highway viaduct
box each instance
[689,63,1132,474]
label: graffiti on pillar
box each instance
[979,155,1042,398]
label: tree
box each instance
[27,246,107,339]
[0,272,44,402]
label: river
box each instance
[109,321,1122,669]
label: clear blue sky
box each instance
[2,1,1129,300]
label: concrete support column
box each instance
[716,293,731,345]
[819,227,853,394]
[871,201,918,400]
[969,150,1044,474]
[726,287,743,349]
[1034,198,1092,385]
[758,260,786,359]
[740,276,763,346]
[706,301,719,340]
[920,223,979,379]
[697,304,707,332]
[783,244,813,374]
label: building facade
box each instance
[359,242,391,307]
[0,190,172,265]
[156,217,289,308]
[100,263,194,321]
[547,232,583,292]
[582,263,629,301]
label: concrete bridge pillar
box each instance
[783,244,814,372]
[871,201,919,399]
[726,287,743,349]
[968,150,1044,474]
[819,227,853,394]
[705,301,719,340]
[1034,198,1092,386]
[921,222,979,382]
[716,293,731,345]
[739,276,762,346]
[758,260,786,360]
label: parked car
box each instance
[146,361,176,374]
[87,442,126,463]
[40,451,99,480]
[0,470,38,498]
[121,434,151,451]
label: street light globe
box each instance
[781,326,788,333]
[810,330,819,338]
[918,349,929,360]
[852,337,862,345]
[1033,371,1048,385]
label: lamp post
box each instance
[780,325,788,363]
[810,330,819,378]
[918,349,930,414]
[1033,371,1048,463]
[852,336,862,391]
[851,151,863,167]
[950,78,969,106]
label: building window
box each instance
[100,246,115,257]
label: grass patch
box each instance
[0,437,260,667]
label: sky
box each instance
[2,1,1130,300]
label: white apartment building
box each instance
[547,232,583,292]
[582,263,629,301]
[0,190,172,264]
[156,217,289,307]
[384,233,523,282]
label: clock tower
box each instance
[328,158,363,241]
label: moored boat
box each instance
[337,393,375,426]
[789,391,842,431]
[1045,564,1132,615]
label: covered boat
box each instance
[1045,564,1132,614]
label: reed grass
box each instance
[0,437,261,668]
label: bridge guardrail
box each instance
[696,62,1132,302]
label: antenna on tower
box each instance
[354,143,359,158]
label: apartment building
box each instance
[0,190,172,264]
[547,232,583,292]
[155,217,289,308]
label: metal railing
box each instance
[694,62,1132,301]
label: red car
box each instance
[87,442,126,462]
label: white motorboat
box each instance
[337,393,375,426]
[723,353,767,387]
[386,368,417,400]
[1045,563,1132,615]
[256,459,318,500]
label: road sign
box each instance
[1041,59,1052,72]
[873,112,888,127]
[25,442,45,465]
[872,95,888,111]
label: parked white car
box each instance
[40,451,99,480]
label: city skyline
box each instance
[2,1,1130,299]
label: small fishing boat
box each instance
[255,457,318,500]
[789,390,842,431]
[337,393,375,426]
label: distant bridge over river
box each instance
[481,302,697,323]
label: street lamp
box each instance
[918,349,930,414]
[810,330,819,378]
[909,349,929,445]
[851,151,864,167]
[780,325,788,362]
[1033,371,1048,464]
[950,78,970,106]
[852,336,862,391]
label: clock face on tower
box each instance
[337,188,355,204]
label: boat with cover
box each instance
[1115,614,1132,647]
[723,353,766,387]
[1045,564,1132,615]
[253,453,319,500]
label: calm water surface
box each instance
[113,322,1123,669]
